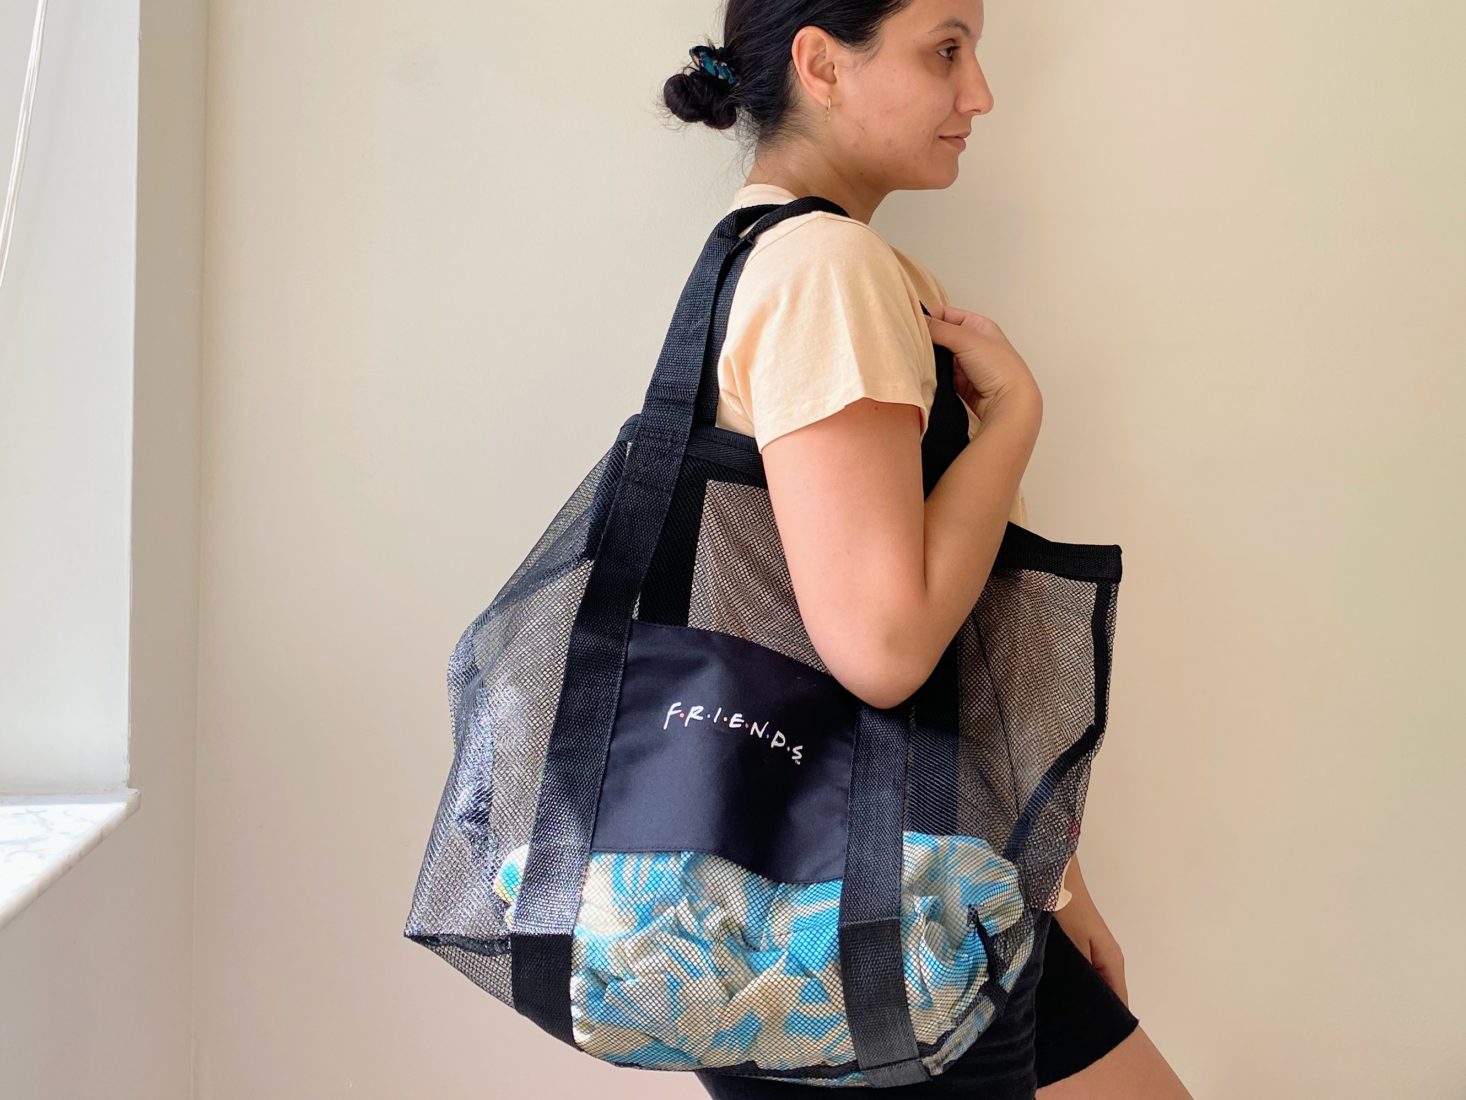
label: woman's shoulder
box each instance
[740,211,946,310]
[743,207,897,267]
[885,242,949,310]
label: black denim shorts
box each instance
[696,912,1140,1099]
[1032,913,1141,1088]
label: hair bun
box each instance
[663,44,740,131]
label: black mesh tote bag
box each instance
[404,196,1124,1087]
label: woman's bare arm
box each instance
[761,385,1042,709]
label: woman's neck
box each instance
[744,153,882,224]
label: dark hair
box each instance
[660,0,915,147]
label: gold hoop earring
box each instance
[825,96,831,124]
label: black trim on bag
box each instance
[1001,580,1116,868]
[966,903,1012,1016]
[411,932,511,957]
[836,704,931,1086]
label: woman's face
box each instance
[831,0,992,189]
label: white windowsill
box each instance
[0,790,141,933]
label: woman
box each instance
[662,1,1192,1097]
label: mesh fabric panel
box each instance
[403,438,628,1007]
[685,475,827,672]
[946,569,1117,910]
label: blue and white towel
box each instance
[493,833,1028,1079]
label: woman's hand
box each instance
[950,362,983,420]
[924,304,1041,422]
[1053,863,1130,1007]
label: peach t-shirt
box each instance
[712,183,1073,911]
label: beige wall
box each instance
[183,1,1462,1097]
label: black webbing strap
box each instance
[836,334,966,1080]
[838,703,931,1086]
[906,325,972,837]
[509,197,848,1043]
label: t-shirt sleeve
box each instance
[910,255,952,310]
[721,217,934,453]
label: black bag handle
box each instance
[690,200,844,429]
